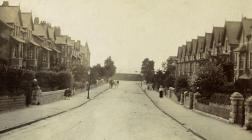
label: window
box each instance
[250,52,252,69]
[239,53,245,69]
[234,53,237,69]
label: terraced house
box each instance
[176,17,252,83]
[0,1,90,71]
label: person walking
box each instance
[159,85,164,98]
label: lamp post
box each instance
[87,69,91,99]
[140,73,143,87]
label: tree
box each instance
[90,64,105,84]
[193,59,227,97]
[72,65,88,82]
[104,56,116,79]
[162,58,176,87]
[141,58,155,83]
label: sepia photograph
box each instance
[0,0,251,139]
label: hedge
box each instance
[36,71,73,91]
[0,69,35,96]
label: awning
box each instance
[11,36,25,43]
[29,40,40,47]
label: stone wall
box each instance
[38,90,66,105]
[184,94,191,108]
[169,89,179,103]
[0,95,26,112]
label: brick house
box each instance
[234,17,252,80]
[21,12,40,70]
[0,1,26,69]
[0,1,89,72]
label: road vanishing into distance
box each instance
[0,81,200,140]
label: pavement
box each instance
[0,81,200,140]
[0,84,109,134]
[142,84,252,140]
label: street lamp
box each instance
[140,73,143,87]
[87,69,91,99]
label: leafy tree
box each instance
[193,60,226,97]
[104,56,116,79]
[175,75,189,92]
[90,64,105,84]
[141,58,155,83]
[72,65,88,82]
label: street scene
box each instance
[0,81,200,140]
[0,0,252,140]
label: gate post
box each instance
[189,92,194,109]
[229,92,244,124]
[244,96,252,130]
[180,91,185,105]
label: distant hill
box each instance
[112,73,142,81]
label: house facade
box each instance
[176,16,252,83]
[0,1,90,71]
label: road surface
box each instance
[0,81,199,140]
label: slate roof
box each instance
[204,33,212,52]
[185,41,192,56]
[48,26,55,41]
[33,24,48,38]
[0,5,22,25]
[224,21,241,45]
[191,39,198,55]
[55,36,67,45]
[241,17,252,39]
[181,45,186,57]
[212,27,225,45]
[197,36,205,54]
[21,12,33,30]
[177,47,182,58]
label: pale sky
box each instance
[2,0,252,73]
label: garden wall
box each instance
[184,94,191,108]
[38,90,66,105]
[194,101,231,120]
[0,95,26,112]
[169,89,179,103]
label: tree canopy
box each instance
[141,58,155,83]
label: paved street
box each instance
[0,81,199,140]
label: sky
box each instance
[2,0,252,73]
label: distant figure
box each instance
[64,88,72,100]
[159,85,164,98]
[109,79,114,88]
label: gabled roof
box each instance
[21,12,33,30]
[224,21,241,44]
[0,5,22,26]
[185,41,192,56]
[33,24,48,38]
[239,17,252,41]
[55,36,67,45]
[181,45,186,57]
[48,26,55,41]
[212,27,224,45]
[84,42,90,54]
[197,36,205,54]
[177,47,182,58]
[205,33,212,52]
[191,39,198,55]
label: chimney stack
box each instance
[34,17,39,24]
[54,27,61,36]
[2,1,9,6]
